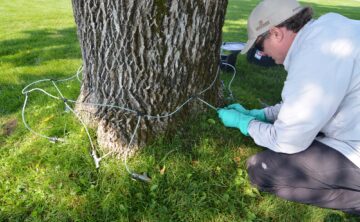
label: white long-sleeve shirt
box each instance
[248,13,360,168]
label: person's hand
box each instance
[217,108,255,136]
[227,103,267,122]
[226,103,249,114]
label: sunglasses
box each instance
[254,31,270,52]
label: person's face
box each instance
[255,27,295,64]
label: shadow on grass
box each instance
[0,27,81,117]
[0,27,80,66]
[85,113,263,221]
[0,111,258,221]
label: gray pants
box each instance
[246,140,360,215]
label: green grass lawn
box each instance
[1,0,360,221]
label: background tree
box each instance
[71,0,228,157]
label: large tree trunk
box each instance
[71,0,227,157]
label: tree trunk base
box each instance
[96,118,138,159]
[75,102,139,159]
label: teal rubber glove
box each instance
[226,103,250,114]
[227,103,267,122]
[248,109,267,122]
[217,108,255,136]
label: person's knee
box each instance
[246,153,275,190]
[246,154,264,187]
[246,154,258,169]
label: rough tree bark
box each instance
[71,0,227,157]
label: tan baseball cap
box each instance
[241,0,303,54]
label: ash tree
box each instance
[71,0,228,157]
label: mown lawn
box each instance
[1,0,360,221]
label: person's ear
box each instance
[269,27,284,42]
